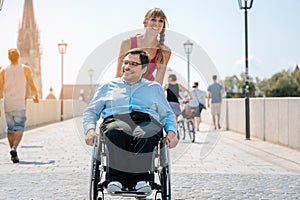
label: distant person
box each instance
[207,75,223,130]
[0,48,39,163]
[116,7,171,85]
[189,82,206,131]
[164,74,192,122]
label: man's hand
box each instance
[166,131,178,148]
[33,95,39,103]
[85,129,98,146]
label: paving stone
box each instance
[0,118,300,199]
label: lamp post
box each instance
[88,68,95,102]
[0,0,4,11]
[58,40,68,121]
[183,40,193,90]
[238,0,254,140]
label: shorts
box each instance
[211,103,221,115]
[5,110,27,133]
[168,102,181,115]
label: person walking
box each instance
[0,48,39,163]
[164,74,192,122]
[207,75,223,130]
[116,7,171,85]
[189,82,206,131]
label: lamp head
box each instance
[58,40,68,54]
[183,40,193,54]
[88,68,95,77]
[238,0,254,9]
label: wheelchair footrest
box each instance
[111,190,150,198]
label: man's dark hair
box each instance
[192,82,198,88]
[212,75,217,80]
[124,48,150,69]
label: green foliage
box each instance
[222,66,300,97]
[222,73,256,98]
[263,69,300,97]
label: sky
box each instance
[0,0,299,98]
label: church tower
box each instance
[17,0,43,98]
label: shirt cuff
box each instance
[84,124,96,135]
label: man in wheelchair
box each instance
[83,48,178,197]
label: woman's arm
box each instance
[116,39,131,78]
[179,84,192,100]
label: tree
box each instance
[222,66,300,98]
[257,68,300,97]
[222,73,255,98]
[221,75,242,98]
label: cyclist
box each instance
[164,74,192,122]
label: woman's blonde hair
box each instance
[143,8,168,64]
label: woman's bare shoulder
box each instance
[161,44,171,53]
[119,38,131,55]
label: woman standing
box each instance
[116,8,171,85]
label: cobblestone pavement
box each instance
[0,118,300,200]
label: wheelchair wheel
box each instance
[89,144,102,200]
[187,120,195,143]
[161,164,171,200]
[159,140,171,200]
[177,119,185,140]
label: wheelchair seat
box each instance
[89,134,171,200]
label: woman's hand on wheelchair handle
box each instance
[166,131,178,148]
[85,129,98,146]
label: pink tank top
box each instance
[131,36,160,81]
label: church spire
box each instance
[21,0,36,29]
[17,0,43,98]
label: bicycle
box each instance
[177,100,196,143]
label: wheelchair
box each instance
[89,129,172,200]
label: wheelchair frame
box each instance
[89,132,172,200]
[177,105,196,143]
[177,113,196,143]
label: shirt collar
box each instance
[121,77,145,85]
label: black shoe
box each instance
[10,150,19,163]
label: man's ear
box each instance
[142,66,148,77]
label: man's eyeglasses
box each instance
[122,60,142,67]
[150,18,164,24]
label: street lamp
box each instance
[238,0,254,140]
[58,40,68,121]
[0,0,4,11]
[183,40,193,90]
[88,68,95,101]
